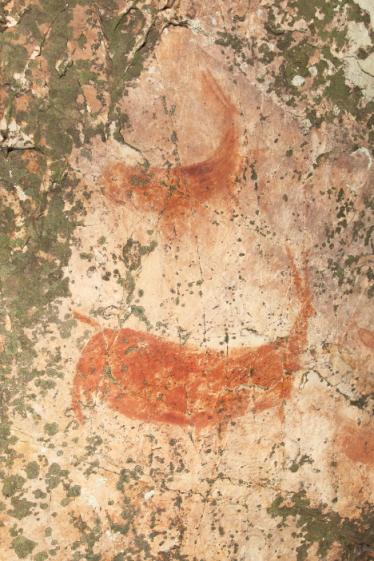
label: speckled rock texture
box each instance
[0,1,373,560]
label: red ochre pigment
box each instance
[72,255,315,429]
[75,73,315,429]
[101,71,240,236]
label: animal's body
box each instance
[72,253,315,429]
[101,71,239,235]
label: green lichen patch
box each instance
[8,496,35,520]
[323,189,374,298]
[25,461,40,479]
[289,454,314,473]
[122,238,157,271]
[268,491,374,561]
[34,552,49,561]
[2,475,25,497]
[11,535,36,559]
[217,0,374,146]
[116,465,143,492]
[44,422,59,436]
[45,462,69,491]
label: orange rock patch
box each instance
[339,422,374,465]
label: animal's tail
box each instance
[283,248,316,372]
[286,247,315,317]
[179,70,239,196]
[73,310,101,330]
[71,310,102,422]
[200,70,238,116]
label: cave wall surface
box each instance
[0,1,373,560]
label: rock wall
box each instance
[0,1,373,560]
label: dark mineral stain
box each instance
[72,252,315,429]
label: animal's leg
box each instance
[254,376,292,414]
[72,330,116,422]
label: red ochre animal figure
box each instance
[72,252,315,430]
[101,71,239,234]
